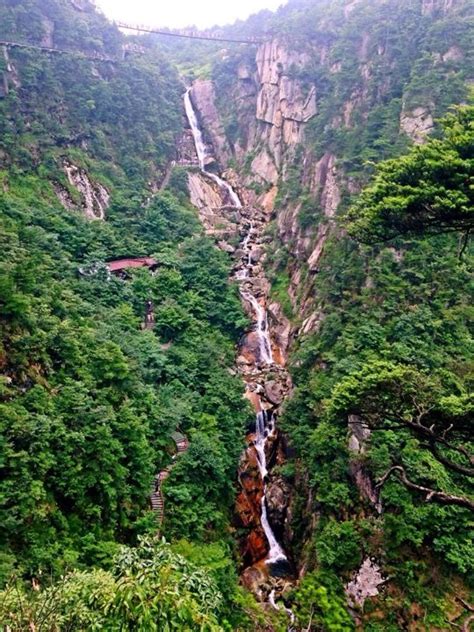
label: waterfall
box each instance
[184,84,289,591]
[184,88,207,169]
[240,291,273,365]
[269,590,296,629]
[206,171,242,208]
[254,409,287,563]
[184,88,242,208]
[184,86,272,367]
[242,220,254,251]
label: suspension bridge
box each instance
[115,21,265,45]
[0,21,263,62]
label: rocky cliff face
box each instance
[196,40,335,333]
[223,43,346,326]
[189,81,232,169]
[222,39,343,333]
[233,39,318,192]
[205,0,471,338]
[183,0,472,617]
[184,86,297,605]
[58,161,110,220]
[253,41,317,176]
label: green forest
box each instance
[0,0,472,629]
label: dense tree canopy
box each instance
[1,0,473,629]
[328,361,473,510]
[0,0,251,594]
[0,538,226,630]
[346,103,474,243]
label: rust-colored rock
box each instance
[239,331,261,364]
[235,488,261,528]
[239,454,262,487]
[245,389,262,412]
[240,563,271,601]
[241,529,269,566]
[184,97,296,601]
[264,379,285,405]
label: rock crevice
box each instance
[61,161,109,220]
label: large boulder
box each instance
[266,477,291,529]
[264,379,285,405]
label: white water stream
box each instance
[184,89,242,207]
[254,409,287,563]
[184,86,287,570]
[240,291,274,365]
[269,589,296,628]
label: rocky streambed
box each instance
[231,205,295,601]
[183,88,295,607]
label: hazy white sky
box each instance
[95,0,286,29]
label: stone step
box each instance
[151,499,164,510]
[148,435,188,525]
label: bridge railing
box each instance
[115,22,265,45]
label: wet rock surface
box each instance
[189,81,232,168]
[184,82,295,604]
[229,211,296,602]
[266,477,291,528]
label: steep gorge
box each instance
[179,0,473,621]
[183,85,296,607]
[210,0,473,334]
[0,0,472,629]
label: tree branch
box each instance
[361,410,474,477]
[376,466,474,511]
[349,405,473,478]
[462,614,474,632]
[430,442,474,478]
[456,597,474,613]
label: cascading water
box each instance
[269,590,296,629]
[184,88,207,169]
[240,291,274,365]
[235,220,253,280]
[184,85,292,615]
[254,409,287,563]
[184,88,242,208]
